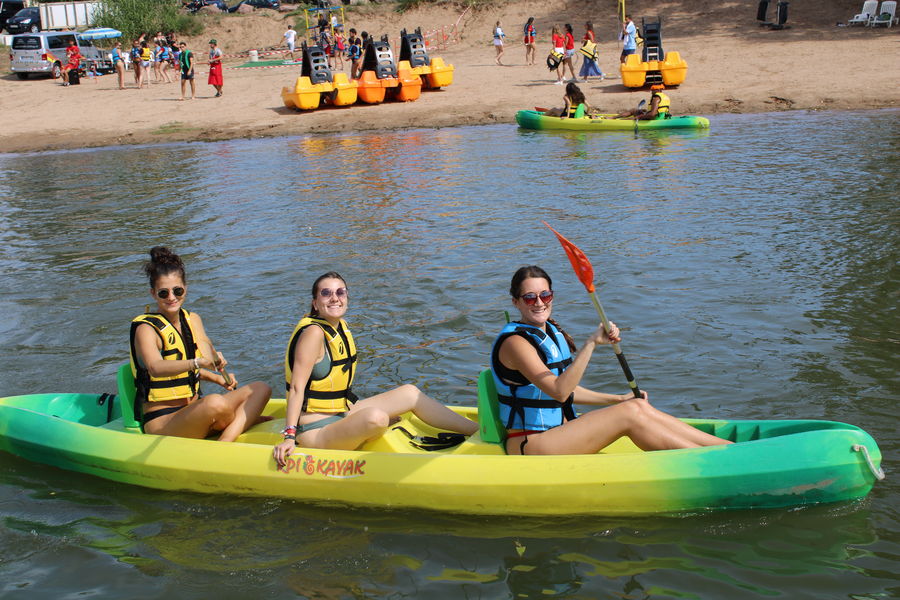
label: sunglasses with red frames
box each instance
[518,290,553,305]
[319,287,347,298]
[157,287,185,299]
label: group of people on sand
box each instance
[495,15,643,86]
[131,247,730,466]
[104,33,222,100]
[281,22,371,79]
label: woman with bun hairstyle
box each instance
[491,265,732,456]
[130,247,271,441]
[273,272,477,468]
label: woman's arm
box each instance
[498,322,619,403]
[183,313,235,389]
[284,325,326,429]
[572,385,631,405]
[560,96,573,119]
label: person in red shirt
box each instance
[579,21,603,82]
[550,24,565,84]
[560,23,577,83]
[60,39,81,87]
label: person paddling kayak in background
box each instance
[273,272,478,467]
[130,247,271,441]
[616,84,671,120]
[491,265,732,456]
[544,82,594,118]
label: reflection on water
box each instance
[0,110,897,599]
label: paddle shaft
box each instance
[205,341,233,387]
[633,99,646,135]
[588,291,642,399]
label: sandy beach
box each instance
[0,0,897,153]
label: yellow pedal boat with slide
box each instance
[0,367,883,516]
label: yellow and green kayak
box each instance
[0,388,882,516]
[515,109,710,131]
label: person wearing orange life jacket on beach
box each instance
[616,84,672,120]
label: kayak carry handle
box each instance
[853,444,885,481]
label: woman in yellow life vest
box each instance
[616,84,672,120]
[273,272,477,467]
[130,246,271,441]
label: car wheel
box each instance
[29,24,38,33]
[16,72,29,80]
[51,62,61,79]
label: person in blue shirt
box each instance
[620,14,637,63]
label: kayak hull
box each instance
[515,109,709,131]
[0,393,881,516]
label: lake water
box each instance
[0,110,897,599]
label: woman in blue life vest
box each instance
[491,265,731,456]
[130,247,271,441]
[272,272,478,467]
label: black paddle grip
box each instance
[615,352,642,399]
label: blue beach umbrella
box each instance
[77,28,122,40]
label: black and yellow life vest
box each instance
[285,315,358,413]
[129,309,201,404]
[652,91,671,117]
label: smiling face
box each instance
[151,272,187,315]
[512,277,553,327]
[312,277,348,322]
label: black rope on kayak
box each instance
[392,426,467,452]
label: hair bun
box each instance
[143,246,186,285]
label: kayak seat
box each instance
[477,369,506,445]
[116,363,142,431]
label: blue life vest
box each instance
[490,321,577,431]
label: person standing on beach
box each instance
[208,39,224,98]
[281,24,297,62]
[579,21,603,82]
[348,29,362,77]
[620,15,637,63]
[130,40,142,88]
[523,17,536,66]
[493,20,506,65]
[111,41,126,90]
[179,41,195,100]
[551,24,565,84]
[561,24,577,82]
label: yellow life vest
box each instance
[129,309,201,403]
[653,91,671,116]
[285,315,358,413]
[140,47,152,61]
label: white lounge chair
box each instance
[869,0,898,26]
[848,0,877,24]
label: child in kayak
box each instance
[130,247,271,441]
[491,265,731,455]
[273,271,477,467]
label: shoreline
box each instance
[1,0,897,154]
[3,103,899,156]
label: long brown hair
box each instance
[509,265,576,352]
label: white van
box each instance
[10,30,112,79]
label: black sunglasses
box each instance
[157,287,185,299]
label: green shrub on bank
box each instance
[93,0,203,41]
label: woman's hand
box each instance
[588,321,621,345]
[221,372,237,391]
[273,439,295,469]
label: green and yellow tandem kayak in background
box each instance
[0,378,883,516]
[515,109,710,132]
